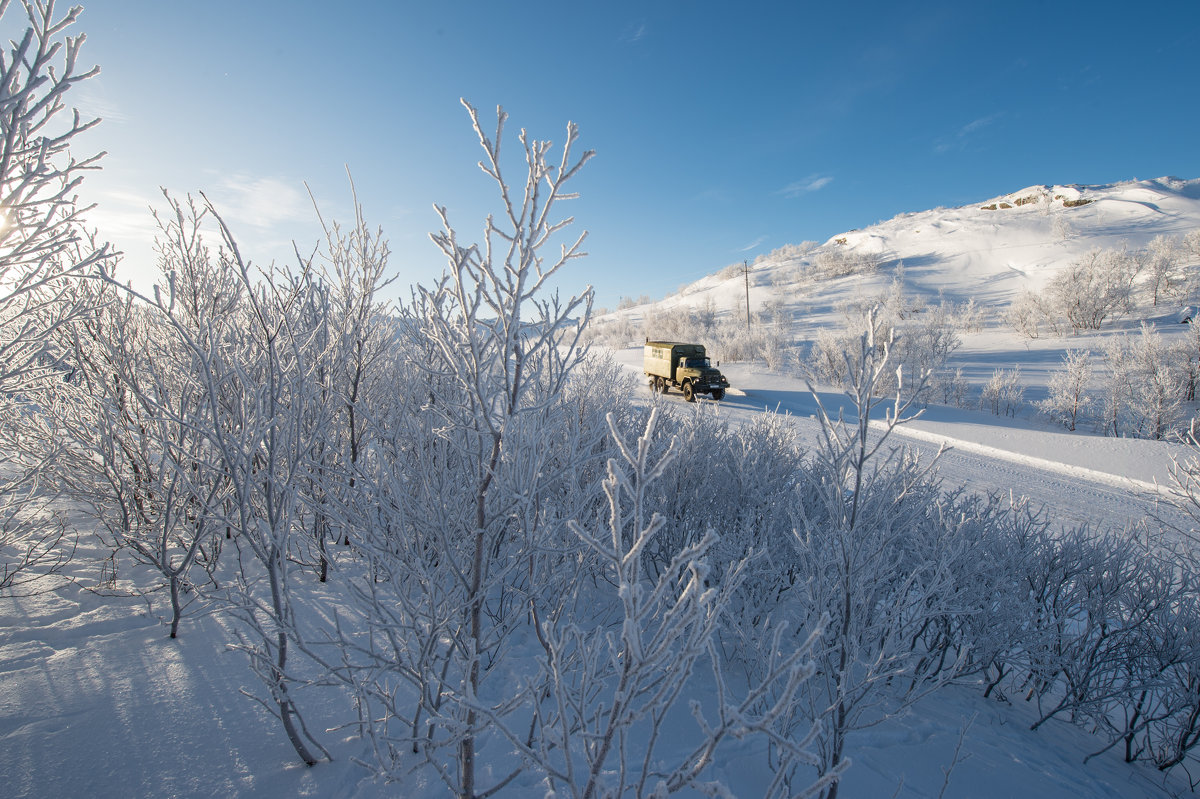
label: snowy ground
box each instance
[0,576,1183,799]
[2,352,1195,798]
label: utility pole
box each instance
[743,260,751,331]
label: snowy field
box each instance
[0,581,1188,799]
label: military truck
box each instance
[644,340,730,401]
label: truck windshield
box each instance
[684,358,710,368]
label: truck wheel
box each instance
[682,382,695,402]
[711,388,725,401]
[660,378,669,394]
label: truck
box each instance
[643,340,730,402]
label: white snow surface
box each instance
[4,177,1200,798]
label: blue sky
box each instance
[31,1,1200,309]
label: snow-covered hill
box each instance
[607,177,1200,322]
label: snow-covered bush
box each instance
[806,327,855,386]
[1103,325,1189,440]
[945,495,1049,700]
[1048,247,1142,331]
[967,512,1200,775]
[813,247,878,279]
[894,296,962,399]
[1147,234,1181,307]
[1157,229,1200,307]
[1039,349,1094,431]
[755,240,818,265]
[638,402,801,581]
[981,366,1024,417]
[786,309,975,798]
[714,322,794,366]
[956,296,985,333]
[1009,243,1171,337]
[940,366,970,408]
[1007,290,1060,339]
[313,104,838,796]
[327,102,607,795]
[529,409,829,798]
[643,301,697,342]
[810,282,963,405]
[581,310,640,350]
[58,268,226,633]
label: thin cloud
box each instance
[960,113,1002,135]
[79,188,158,246]
[209,174,310,229]
[936,112,1004,153]
[779,175,833,199]
[620,21,648,44]
[74,84,129,125]
[739,235,767,252]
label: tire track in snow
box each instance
[619,352,1188,533]
[873,421,1184,532]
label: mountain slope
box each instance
[601,176,1200,331]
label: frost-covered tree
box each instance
[1039,349,1093,431]
[1169,229,1200,307]
[1047,247,1141,331]
[1103,325,1187,440]
[333,101,595,796]
[0,0,107,390]
[53,196,254,633]
[791,308,966,799]
[57,276,212,633]
[895,297,961,401]
[1146,234,1179,307]
[1007,290,1058,339]
[981,366,1023,417]
[0,0,110,591]
[288,181,396,577]
[98,193,335,765]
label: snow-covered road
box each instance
[611,348,1194,537]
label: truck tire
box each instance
[711,388,725,401]
[660,378,669,394]
[682,382,695,402]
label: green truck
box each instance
[644,340,730,401]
